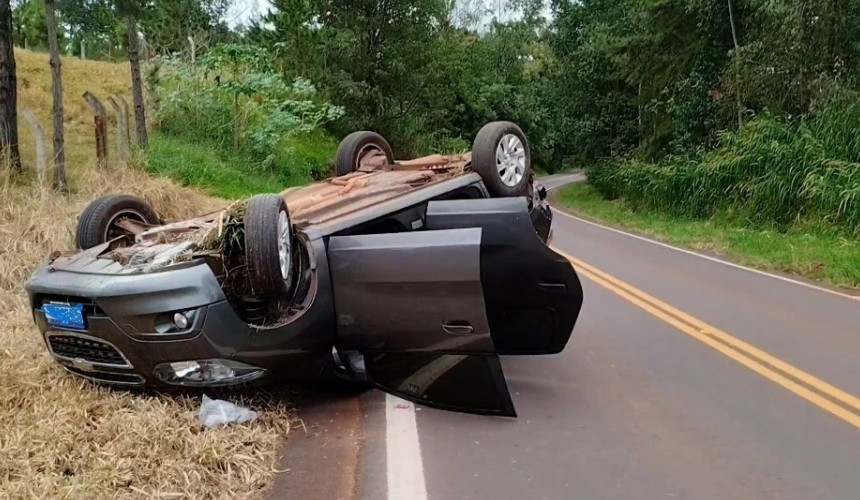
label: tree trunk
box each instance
[0,0,21,171]
[126,15,147,147]
[727,0,743,128]
[45,0,66,190]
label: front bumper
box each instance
[26,259,334,387]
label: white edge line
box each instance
[543,179,859,302]
[549,206,860,302]
[385,394,428,500]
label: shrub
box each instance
[588,86,860,235]
[151,44,343,180]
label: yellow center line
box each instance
[552,248,860,430]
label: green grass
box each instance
[275,131,339,181]
[555,182,860,289]
[143,132,329,199]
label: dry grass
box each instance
[0,50,294,498]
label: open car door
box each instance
[328,228,517,416]
[425,197,584,355]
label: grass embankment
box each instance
[145,131,338,199]
[555,182,860,289]
[1,50,292,498]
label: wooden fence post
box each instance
[83,91,108,168]
[118,96,132,151]
[21,109,47,186]
[108,96,127,165]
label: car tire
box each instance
[75,194,159,249]
[335,131,394,176]
[471,121,532,197]
[245,194,294,297]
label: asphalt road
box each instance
[273,173,860,500]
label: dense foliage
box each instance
[241,1,860,164]
[21,0,858,232]
[246,0,550,158]
[12,0,234,59]
[571,0,860,235]
[589,89,860,235]
[152,44,343,182]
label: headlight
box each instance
[154,359,267,386]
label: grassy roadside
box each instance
[144,131,339,200]
[144,132,287,199]
[554,182,860,289]
[1,50,293,498]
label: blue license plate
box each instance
[41,303,86,330]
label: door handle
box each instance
[442,322,475,335]
[539,281,567,291]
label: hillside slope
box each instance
[1,50,290,498]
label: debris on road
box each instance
[199,395,258,428]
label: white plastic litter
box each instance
[198,395,258,428]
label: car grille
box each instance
[48,334,127,366]
[64,366,144,386]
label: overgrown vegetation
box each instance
[589,87,860,237]
[555,182,860,288]
[544,0,860,246]
[144,132,284,198]
[241,0,552,160]
[149,44,343,192]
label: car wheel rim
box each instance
[104,209,148,243]
[277,210,291,281]
[356,144,385,170]
[495,134,526,187]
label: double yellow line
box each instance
[554,248,860,431]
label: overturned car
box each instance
[25,122,583,416]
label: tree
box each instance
[58,0,124,58]
[13,0,50,50]
[139,0,230,54]
[115,0,147,146]
[0,0,21,171]
[260,0,455,153]
[125,13,146,145]
[45,0,65,189]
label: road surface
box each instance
[271,173,860,500]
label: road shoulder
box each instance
[549,179,860,299]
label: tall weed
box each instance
[150,44,343,181]
[589,87,860,235]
